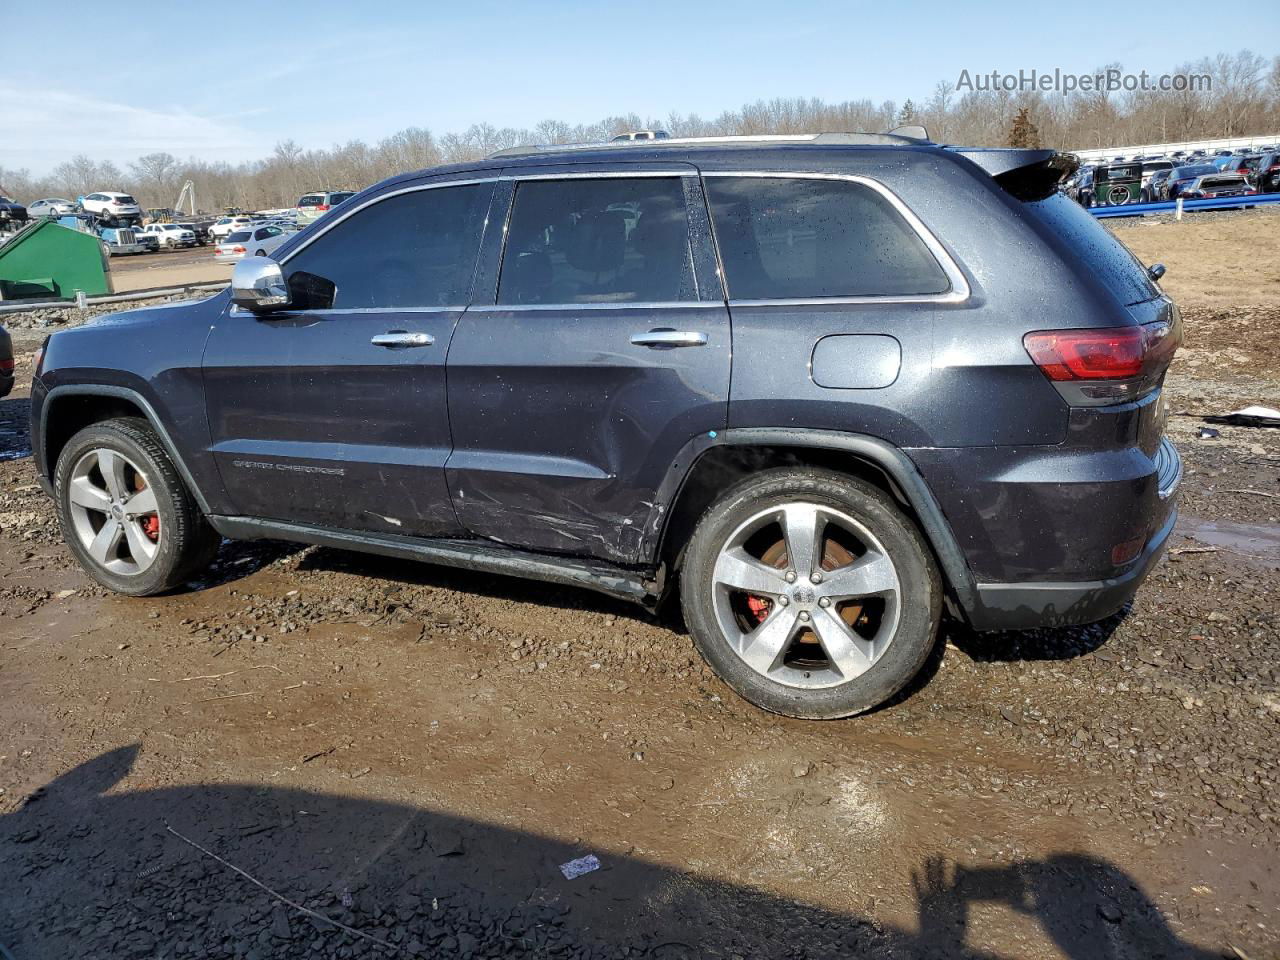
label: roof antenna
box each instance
[886,124,929,141]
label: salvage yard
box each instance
[1,211,1278,959]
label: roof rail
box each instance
[488,128,933,160]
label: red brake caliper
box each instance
[142,515,160,541]
[745,595,772,624]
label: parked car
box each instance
[79,192,142,226]
[0,194,28,229]
[1144,169,1173,201]
[209,216,253,240]
[27,198,77,218]
[1164,163,1220,200]
[213,224,291,263]
[296,190,356,227]
[1139,159,1173,200]
[140,223,197,249]
[612,130,671,142]
[1215,155,1261,183]
[1066,166,1096,205]
[0,323,12,399]
[178,220,216,245]
[1178,174,1256,200]
[29,132,1183,719]
[1252,152,1280,194]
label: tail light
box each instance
[316,204,330,212]
[1024,320,1179,405]
[230,245,245,254]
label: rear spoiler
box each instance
[947,148,1080,200]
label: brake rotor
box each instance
[744,538,865,640]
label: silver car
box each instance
[28,198,78,218]
[214,225,293,263]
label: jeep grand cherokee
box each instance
[29,130,1181,719]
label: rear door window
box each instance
[705,176,950,299]
[282,181,493,310]
[497,177,694,305]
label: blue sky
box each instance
[4,0,1275,174]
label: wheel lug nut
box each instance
[784,570,797,583]
[819,597,831,608]
[798,611,811,622]
[777,596,789,607]
[810,572,822,584]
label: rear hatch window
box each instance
[298,195,324,207]
[1019,192,1160,306]
[117,196,137,204]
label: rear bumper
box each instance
[965,439,1180,631]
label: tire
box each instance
[679,468,941,719]
[54,418,220,596]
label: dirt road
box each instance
[0,213,1277,959]
[109,247,232,292]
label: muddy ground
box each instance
[1,212,1277,960]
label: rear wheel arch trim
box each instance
[40,385,213,515]
[652,427,978,618]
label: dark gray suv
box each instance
[29,131,1182,719]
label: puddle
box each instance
[1177,515,1280,566]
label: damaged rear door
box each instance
[444,164,729,565]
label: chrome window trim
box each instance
[469,301,716,313]
[230,305,467,318]
[702,171,970,305]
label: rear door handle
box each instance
[629,330,708,347]
[371,332,434,348]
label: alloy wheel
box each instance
[710,502,901,689]
[66,448,161,576]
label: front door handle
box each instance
[629,330,708,347]
[371,332,434,348]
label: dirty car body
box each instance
[29,132,1183,717]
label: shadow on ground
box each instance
[0,746,1217,960]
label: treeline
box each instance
[3,50,1277,213]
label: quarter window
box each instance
[497,177,694,305]
[705,177,950,299]
[282,182,493,310]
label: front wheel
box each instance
[680,468,941,719]
[54,418,220,595]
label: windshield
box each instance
[1141,161,1173,172]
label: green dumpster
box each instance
[0,220,112,300]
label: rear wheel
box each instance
[54,418,220,596]
[680,468,941,719]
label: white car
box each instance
[28,198,78,218]
[209,216,253,240]
[140,223,198,249]
[214,224,293,263]
[79,191,142,224]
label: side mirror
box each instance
[1147,263,1166,282]
[231,257,289,311]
